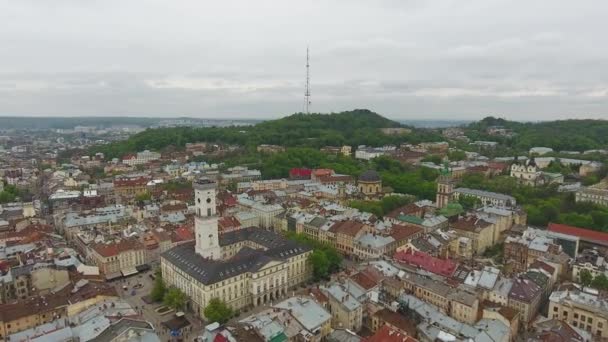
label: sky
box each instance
[1,0,608,121]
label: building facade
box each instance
[161,178,312,318]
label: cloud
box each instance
[0,0,607,120]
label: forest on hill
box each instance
[90,109,444,159]
[466,117,608,151]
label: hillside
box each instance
[467,117,608,152]
[90,109,442,159]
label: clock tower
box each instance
[193,178,221,260]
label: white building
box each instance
[354,145,396,160]
[122,150,161,165]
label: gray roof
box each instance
[327,329,363,342]
[455,187,516,203]
[162,227,311,285]
[92,318,159,342]
[358,169,380,182]
[356,233,395,249]
[322,284,362,312]
[273,297,331,332]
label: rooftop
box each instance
[548,222,608,245]
[509,277,542,303]
[273,296,331,333]
[394,249,457,278]
[162,227,311,285]
[454,187,516,203]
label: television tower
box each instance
[304,46,311,114]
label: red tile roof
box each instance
[309,287,329,303]
[394,249,457,278]
[529,260,556,276]
[548,222,608,244]
[488,162,508,170]
[173,226,194,242]
[312,169,334,177]
[364,324,418,342]
[372,309,417,337]
[114,176,149,187]
[289,168,312,177]
[91,238,143,257]
[390,224,423,241]
[218,216,241,233]
[350,271,378,290]
[385,204,422,220]
[329,220,366,237]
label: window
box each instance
[574,313,579,319]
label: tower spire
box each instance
[304,46,311,114]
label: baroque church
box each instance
[160,178,312,317]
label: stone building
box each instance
[161,178,312,318]
[357,170,382,198]
[549,288,608,339]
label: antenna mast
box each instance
[304,46,311,114]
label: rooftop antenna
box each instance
[304,46,311,114]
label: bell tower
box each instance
[193,178,221,260]
[436,163,454,209]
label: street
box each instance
[113,270,204,341]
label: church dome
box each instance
[359,169,381,182]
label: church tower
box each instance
[193,178,221,260]
[436,164,454,209]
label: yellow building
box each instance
[549,289,608,338]
[0,288,69,338]
[450,215,497,255]
[88,238,146,280]
[322,283,363,331]
[161,179,312,319]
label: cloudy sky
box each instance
[1,1,607,120]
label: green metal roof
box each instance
[269,332,288,342]
[396,214,424,225]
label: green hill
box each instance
[467,117,608,152]
[90,109,442,159]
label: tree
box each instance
[324,248,342,273]
[150,271,166,302]
[163,287,187,310]
[579,269,593,287]
[591,273,608,290]
[0,191,16,204]
[422,154,443,165]
[135,191,152,202]
[458,195,481,210]
[204,298,234,324]
[309,250,330,281]
[448,150,467,161]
